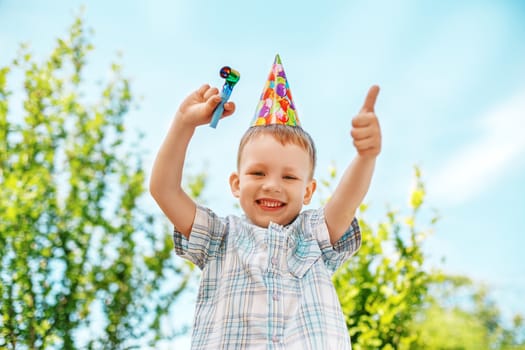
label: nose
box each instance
[261,176,282,193]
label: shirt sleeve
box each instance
[173,204,228,270]
[307,208,362,273]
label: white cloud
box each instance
[428,90,525,205]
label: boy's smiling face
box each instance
[229,133,316,228]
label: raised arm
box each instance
[324,85,381,244]
[149,84,236,238]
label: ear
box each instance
[229,172,240,198]
[303,179,317,205]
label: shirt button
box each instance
[272,293,279,300]
[272,335,279,343]
[271,257,278,265]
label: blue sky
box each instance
[2,0,524,348]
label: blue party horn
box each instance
[210,66,240,128]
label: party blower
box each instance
[209,66,240,128]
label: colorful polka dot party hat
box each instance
[251,54,300,126]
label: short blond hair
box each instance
[237,125,317,179]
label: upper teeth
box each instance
[260,200,281,207]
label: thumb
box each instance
[360,85,380,113]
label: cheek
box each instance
[239,180,257,194]
[294,185,309,200]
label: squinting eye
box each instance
[283,175,297,180]
[250,172,265,176]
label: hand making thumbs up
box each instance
[350,85,382,158]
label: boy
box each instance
[150,55,381,349]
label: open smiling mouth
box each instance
[256,199,285,209]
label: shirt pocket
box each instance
[287,237,322,278]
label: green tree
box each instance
[327,167,524,349]
[0,17,193,349]
[411,275,525,350]
[331,167,437,349]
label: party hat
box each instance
[251,54,300,126]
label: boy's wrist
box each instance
[354,154,378,168]
[356,153,379,161]
[171,112,197,138]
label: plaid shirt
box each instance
[174,205,361,350]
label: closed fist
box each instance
[350,85,381,158]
